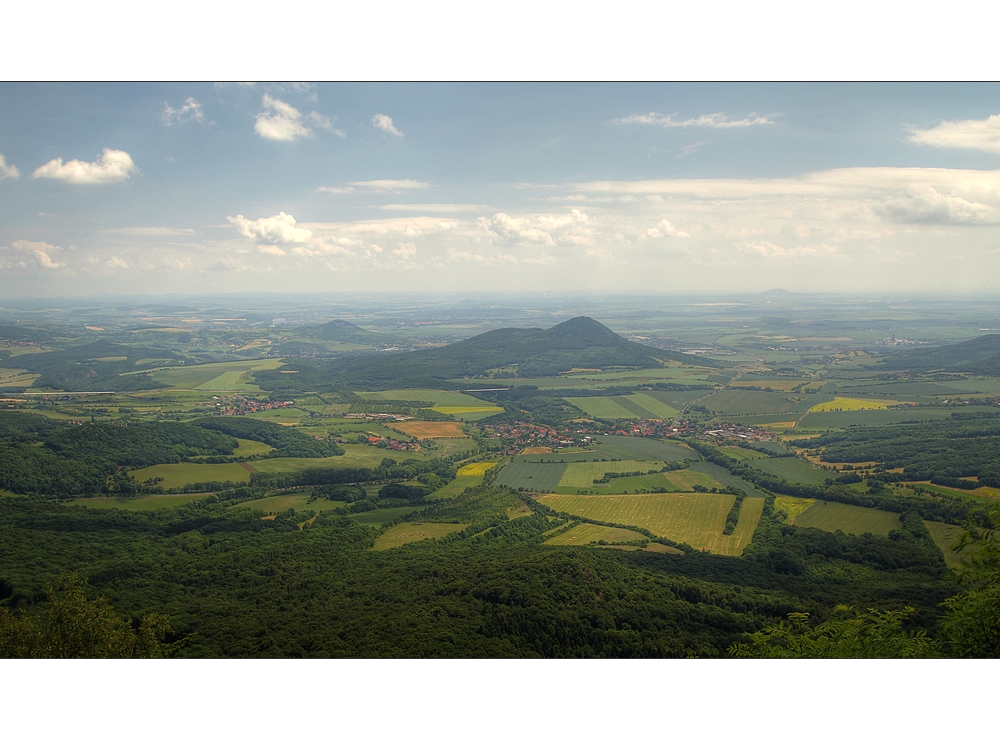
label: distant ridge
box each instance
[255,316,726,392]
[294,319,392,344]
[879,334,1000,375]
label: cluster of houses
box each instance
[211,395,294,416]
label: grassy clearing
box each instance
[431,405,503,416]
[923,521,966,570]
[235,493,343,513]
[558,460,662,488]
[68,493,208,510]
[350,505,426,526]
[545,523,647,546]
[750,457,831,485]
[129,462,250,489]
[148,359,283,390]
[373,522,467,550]
[389,421,467,439]
[427,474,482,500]
[232,438,275,457]
[506,504,533,519]
[536,492,764,556]
[495,459,567,492]
[794,501,902,536]
[661,469,724,491]
[775,496,816,523]
[809,397,896,413]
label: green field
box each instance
[794,501,902,536]
[146,359,284,390]
[350,505,427,526]
[923,520,966,570]
[568,393,679,420]
[685,461,770,498]
[359,389,490,407]
[799,407,998,428]
[701,389,806,415]
[232,438,275,457]
[129,462,251,489]
[69,493,208,510]
[750,457,831,485]
[558,460,662,488]
[373,522,468,550]
[536,492,764,556]
[718,445,768,460]
[592,436,698,461]
[775,496,816,522]
[545,523,647,546]
[236,492,344,513]
[426,474,483,500]
[495,458,567,491]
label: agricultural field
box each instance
[559,460,663,488]
[389,421,468,439]
[536,492,764,556]
[232,438,275,457]
[495,458,568,491]
[0,367,38,387]
[749,457,831,485]
[661,469,725,491]
[797,407,994,428]
[235,492,340,514]
[775,496,816,523]
[568,393,679,420]
[69,493,208,510]
[359,389,489,407]
[373,522,468,550]
[147,359,284,390]
[456,461,499,476]
[545,523,647,546]
[350,505,428,526]
[701,389,806,415]
[922,521,966,570]
[129,462,251,489]
[427,474,483,500]
[686,461,770,498]
[718,445,769,460]
[592,435,698,461]
[431,405,504,421]
[793,501,902,536]
[809,397,897,413]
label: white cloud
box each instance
[317,179,429,194]
[254,95,334,141]
[478,209,591,247]
[32,148,137,185]
[373,114,403,136]
[0,154,19,180]
[162,98,204,126]
[228,212,313,244]
[617,112,774,128]
[1,240,64,269]
[105,256,128,268]
[379,203,484,213]
[642,219,690,238]
[908,114,1000,154]
[741,241,836,257]
[102,227,196,236]
[258,245,287,256]
[876,187,997,224]
[393,242,417,259]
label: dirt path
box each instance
[238,462,259,473]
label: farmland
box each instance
[749,457,831,485]
[389,421,468,439]
[793,501,903,536]
[147,359,284,390]
[495,458,567,491]
[775,496,816,523]
[69,492,209,510]
[808,397,896,412]
[128,462,251,489]
[559,460,663,488]
[545,523,648,546]
[536,492,765,556]
[568,393,679,420]
[373,522,468,550]
[701,389,806,415]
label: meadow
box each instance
[0,367,39,387]
[686,461,770,498]
[495,459,567,491]
[359,389,490,407]
[774,496,816,522]
[545,522,647,546]
[128,462,251,489]
[235,492,341,514]
[808,397,896,412]
[373,522,468,550]
[750,457,831,485]
[69,493,209,510]
[793,501,902,536]
[922,520,966,570]
[536,492,764,556]
[146,359,284,390]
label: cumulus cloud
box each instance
[741,241,836,257]
[393,242,417,259]
[317,179,429,194]
[479,209,591,247]
[105,256,128,268]
[1,240,64,269]
[161,98,204,125]
[373,114,403,136]
[0,154,19,180]
[254,95,336,141]
[642,219,690,238]
[908,114,1000,154]
[617,112,774,128]
[876,187,997,224]
[32,148,137,185]
[228,212,313,244]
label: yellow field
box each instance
[809,397,896,413]
[431,405,504,415]
[373,522,468,550]
[775,496,817,523]
[536,492,764,556]
[457,461,497,476]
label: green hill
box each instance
[295,319,396,344]
[255,316,725,393]
[879,335,1000,375]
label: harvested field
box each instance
[545,523,647,546]
[559,460,662,488]
[390,421,468,439]
[809,397,896,412]
[522,447,551,454]
[373,522,467,550]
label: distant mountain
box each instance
[879,335,1000,375]
[255,316,726,392]
[294,319,394,344]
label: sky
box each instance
[3,82,1000,297]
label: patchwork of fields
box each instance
[568,393,680,420]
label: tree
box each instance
[728,606,938,658]
[0,574,170,658]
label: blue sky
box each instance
[3,82,1000,296]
